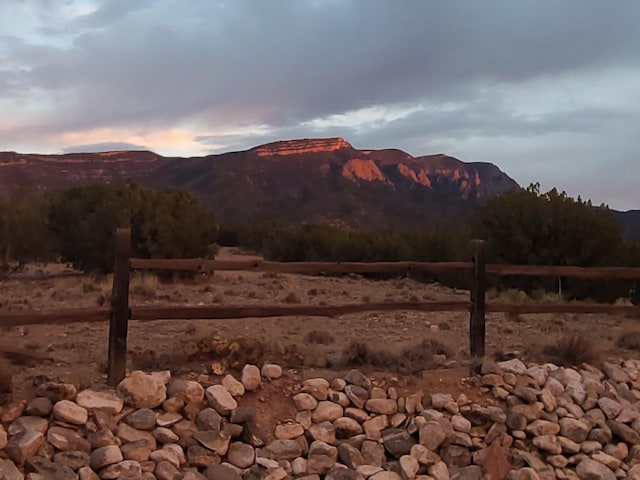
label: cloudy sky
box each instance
[1,1,639,209]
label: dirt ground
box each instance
[1,248,639,405]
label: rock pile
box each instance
[1,357,640,480]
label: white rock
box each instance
[497,358,527,375]
[99,460,142,479]
[302,378,330,401]
[226,442,255,469]
[205,385,238,415]
[428,461,450,480]
[90,445,123,470]
[6,429,45,464]
[75,389,123,414]
[241,364,262,391]
[597,397,623,419]
[166,379,205,404]
[275,423,305,440]
[292,457,308,475]
[576,457,616,480]
[312,401,344,423]
[117,371,167,408]
[150,448,180,468]
[53,400,89,425]
[262,364,283,379]
[222,375,246,397]
[293,393,319,411]
[0,459,22,480]
[399,455,419,480]
[451,415,471,433]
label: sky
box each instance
[1,1,639,210]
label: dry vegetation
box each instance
[616,329,640,351]
[0,248,639,398]
[541,331,604,368]
[339,339,453,374]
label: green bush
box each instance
[47,183,217,273]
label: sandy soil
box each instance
[1,248,638,404]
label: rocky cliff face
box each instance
[0,138,520,228]
[243,138,518,201]
[253,138,353,157]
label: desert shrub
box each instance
[212,293,224,303]
[304,330,335,345]
[302,345,330,368]
[131,272,159,297]
[543,332,602,367]
[283,292,302,304]
[339,339,453,374]
[472,184,628,301]
[615,330,640,351]
[0,188,55,268]
[47,183,217,273]
[497,289,530,304]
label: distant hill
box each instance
[2,137,638,235]
[613,210,640,239]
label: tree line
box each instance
[1,182,639,302]
[0,183,217,274]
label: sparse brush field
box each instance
[1,248,639,399]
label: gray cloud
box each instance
[61,141,148,153]
[1,0,640,208]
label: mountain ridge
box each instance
[1,137,638,236]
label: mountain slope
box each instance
[147,138,520,227]
[2,137,520,228]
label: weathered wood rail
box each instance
[2,227,640,385]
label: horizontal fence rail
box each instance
[130,258,474,274]
[486,303,640,315]
[131,257,640,280]
[486,264,640,280]
[0,308,110,327]
[130,301,473,321]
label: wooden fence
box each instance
[3,228,640,386]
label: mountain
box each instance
[1,137,517,228]
[0,150,165,195]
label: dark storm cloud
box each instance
[7,0,640,131]
[2,0,640,208]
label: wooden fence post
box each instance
[470,239,486,358]
[107,228,131,386]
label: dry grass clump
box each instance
[497,289,530,304]
[543,331,603,367]
[0,356,12,394]
[304,330,335,345]
[283,292,302,304]
[531,289,564,304]
[51,276,84,300]
[212,292,224,303]
[302,345,330,368]
[131,272,159,297]
[339,339,453,374]
[177,329,301,372]
[66,367,95,390]
[615,329,640,351]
